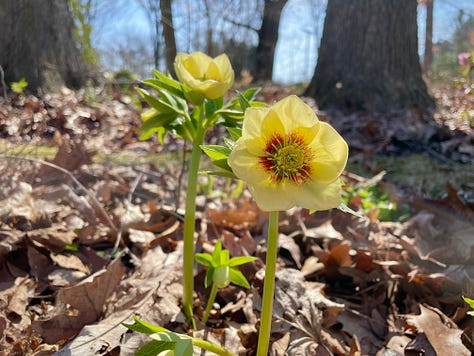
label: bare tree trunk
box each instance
[255,0,287,81]
[423,0,434,79]
[0,0,90,92]
[304,0,434,112]
[160,0,177,77]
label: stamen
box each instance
[259,132,313,184]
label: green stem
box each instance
[202,282,218,325]
[256,211,279,356]
[182,122,205,328]
[192,337,237,356]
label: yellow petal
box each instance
[311,122,348,170]
[242,107,269,139]
[271,95,318,132]
[185,52,212,78]
[213,54,234,82]
[244,137,266,156]
[205,61,222,81]
[262,108,285,140]
[249,183,296,211]
[290,179,342,211]
[228,143,268,184]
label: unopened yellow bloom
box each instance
[174,52,234,101]
[228,96,348,212]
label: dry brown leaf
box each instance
[33,257,125,343]
[27,225,77,251]
[50,252,90,274]
[405,304,470,356]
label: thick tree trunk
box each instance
[255,0,287,81]
[423,0,434,79]
[160,0,177,78]
[0,0,90,92]
[304,0,434,112]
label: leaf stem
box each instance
[256,211,279,356]
[202,282,218,325]
[192,337,237,356]
[182,118,205,328]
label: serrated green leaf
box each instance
[195,253,213,267]
[229,268,250,288]
[228,256,257,267]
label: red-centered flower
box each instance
[228,95,348,211]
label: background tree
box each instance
[422,0,434,79]
[304,0,434,111]
[0,0,91,92]
[255,0,287,81]
[160,0,177,77]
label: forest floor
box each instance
[0,82,473,355]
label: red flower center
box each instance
[259,132,313,184]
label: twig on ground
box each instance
[0,154,119,235]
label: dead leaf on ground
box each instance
[405,304,470,356]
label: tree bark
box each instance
[423,0,434,79]
[160,0,177,77]
[0,0,90,92]
[255,0,287,81]
[304,0,434,112]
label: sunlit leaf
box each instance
[228,256,257,267]
[229,268,250,288]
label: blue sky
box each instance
[92,0,474,84]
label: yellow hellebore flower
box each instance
[228,95,348,212]
[174,51,234,100]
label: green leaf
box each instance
[122,315,169,334]
[201,145,234,174]
[337,202,365,218]
[229,268,250,288]
[205,267,214,288]
[149,69,184,97]
[212,240,223,265]
[463,296,474,312]
[205,97,224,117]
[227,127,242,141]
[136,88,185,116]
[138,114,177,141]
[149,332,193,356]
[220,249,230,265]
[195,253,213,267]
[240,87,260,102]
[236,91,251,111]
[199,170,238,179]
[136,340,174,356]
[228,256,257,267]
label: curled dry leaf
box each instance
[405,304,470,356]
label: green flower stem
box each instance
[192,337,237,356]
[202,282,218,325]
[256,211,279,356]
[182,119,206,328]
